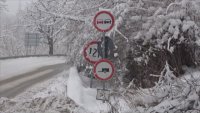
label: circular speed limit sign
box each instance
[83,40,102,64]
[93,11,115,32]
[93,59,115,81]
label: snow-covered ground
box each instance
[0,70,83,113]
[0,57,66,80]
[0,67,115,113]
[67,67,110,113]
[1,66,200,113]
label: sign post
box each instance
[83,40,102,88]
[93,10,115,102]
[82,11,115,95]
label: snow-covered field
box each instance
[0,57,66,80]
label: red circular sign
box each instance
[83,40,102,64]
[93,11,115,32]
[93,59,115,81]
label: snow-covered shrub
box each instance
[142,66,200,113]
[124,0,200,88]
[112,64,200,113]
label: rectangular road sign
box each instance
[96,89,110,101]
[24,33,41,47]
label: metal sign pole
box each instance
[90,73,93,88]
[102,32,106,102]
[90,66,94,88]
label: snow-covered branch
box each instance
[52,22,70,39]
[35,0,86,22]
[40,9,86,22]
[166,2,181,14]
[115,29,129,42]
[77,0,108,13]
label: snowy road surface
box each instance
[0,57,66,80]
[0,63,67,98]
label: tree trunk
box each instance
[48,38,53,55]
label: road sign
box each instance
[24,33,41,47]
[93,59,114,80]
[93,11,115,32]
[96,89,110,101]
[83,40,102,64]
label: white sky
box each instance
[5,0,34,15]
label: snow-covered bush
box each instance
[144,67,200,113]
[124,0,200,88]
[109,64,200,113]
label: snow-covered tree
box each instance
[23,0,108,56]
[23,0,66,55]
[0,15,25,57]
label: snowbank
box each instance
[0,96,79,113]
[67,67,110,113]
[15,71,69,100]
[0,70,88,113]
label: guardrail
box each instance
[0,54,67,60]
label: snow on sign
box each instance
[83,40,102,64]
[93,11,115,32]
[93,59,114,80]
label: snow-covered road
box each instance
[0,63,67,98]
[0,57,67,98]
[0,57,66,81]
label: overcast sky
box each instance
[5,0,34,15]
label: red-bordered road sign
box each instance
[93,59,115,81]
[83,40,102,64]
[93,11,115,32]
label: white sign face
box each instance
[93,11,115,32]
[94,59,114,80]
[84,41,101,64]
